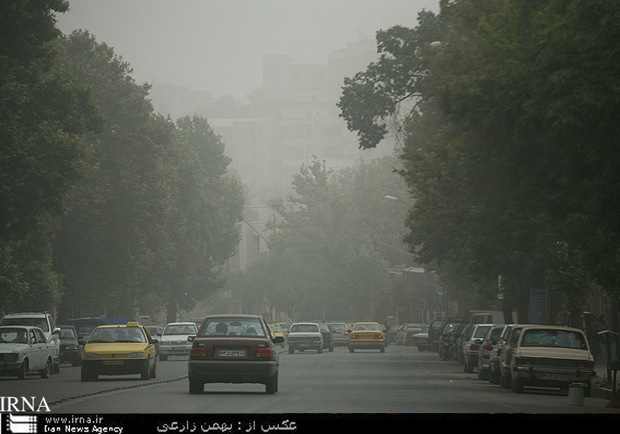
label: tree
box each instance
[0,1,102,312]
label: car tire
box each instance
[17,360,27,380]
[266,373,278,394]
[150,360,157,378]
[288,347,295,354]
[511,376,524,393]
[189,377,203,394]
[140,360,151,380]
[317,347,323,354]
[53,361,60,374]
[40,358,52,379]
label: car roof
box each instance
[202,314,264,320]
[3,312,48,317]
[165,322,196,326]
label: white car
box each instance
[508,325,596,395]
[0,326,58,379]
[0,312,61,373]
[158,322,198,361]
[287,323,323,354]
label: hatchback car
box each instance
[187,314,284,394]
[462,324,494,373]
[507,325,596,395]
[328,322,350,347]
[477,324,505,380]
[348,322,386,353]
[287,322,323,353]
[80,322,158,381]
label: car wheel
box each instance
[17,360,27,380]
[288,347,295,354]
[511,376,524,393]
[189,377,203,394]
[40,358,52,379]
[53,361,60,374]
[266,373,278,394]
[150,359,157,379]
[317,347,323,354]
[140,360,151,380]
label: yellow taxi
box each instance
[269,323,286,346]
[348,321,386,353]
[80,322,158,381]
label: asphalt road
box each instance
[2,344,618,427]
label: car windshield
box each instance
[329,323,347,332]
[60,328,76,339]
[290,324,319,333]
[163,324,196,335]
[0,328,28,344]
[521,329,588,350]
[88,327,147,343]
[1,317,49,332]
[270,325,283,332]
[354,323,381,331]
[199,318,266,337]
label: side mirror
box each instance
[273,336,284,344]
[52,328,61,335]
[187,335,195,342]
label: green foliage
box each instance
[0,1,102,312]
[338,0,620,317]
[234,156,409,320]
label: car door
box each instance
[28,329,46,370]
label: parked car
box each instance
[348,322,386,353]
[80,321,158,381]
[58,324,82,366]
[455,323,474,363]
[499,324,529,389]
[477,324,505,380]
[488,324,515,384]
[328,322,350,346]
[428,318,463,352]
[158,322,198,361]
[395,323,425,346]
[0,312,61,373]
[462,323,494,373]
[187,314,284,394]
[0,326,57,379]
[411,325,431,352]
[287,322,323,354]
[507,325,596,395]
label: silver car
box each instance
[328,322,350,346]
[158,322,198,361]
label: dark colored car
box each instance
[316,322,334,352]
[187,314,284,394]
[58,324,81,367]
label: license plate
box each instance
[540,373,570,381]
[216,350,246,357]
[103,360,124,365]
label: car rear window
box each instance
[521,329,588,350]
[199,318,266,337]
[290,324,319,333]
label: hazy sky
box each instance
[55,0,439,100]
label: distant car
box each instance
[477,324,505,380]
[411,325,431,352]
[348,322,386,353]
[489,324,515,385]
[462,324,494,373]
[287,322,323,354]
[0,326,58,379]
[187,314,284,394]
[158,322,198,361]
[328,322,350,346]
[269,324,286,347]
[316,322,334,352]
[0,312,61,373]
[397,323,425,346]
[58,324,81,367]
[144,325,163,337]
[80,321,158,381]
[507,325,596,396]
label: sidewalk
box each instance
[592,357,618,404]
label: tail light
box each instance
[483,343,494,351]
[190,346,207,359]
[256,347,274,358]
[576,360,594,370]
[470,343,480,351]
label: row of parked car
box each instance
[423,319,598,396]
